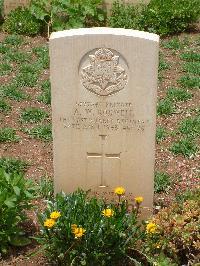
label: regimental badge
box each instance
[81,48,128,96]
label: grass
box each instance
[0,99,11,113]
[162,38,184,50]
[178,75,200,89]
[0,43,11,54]
[0,127,20,143]
[19,62,43,74]
[159,54,170,71]
[166,87,192,102]
[180,51,200,62]
[0,157,29,174]
[170,138,198,157]
[32,46,49,69]
[0,62,12,76]
[178,116,200,138]
[0,83,27,101]
[38,176,54,200]
[157,98,175,116]
[24,124,52,141]
[20,107,49,123]
[37,80,51,105]
[156,126,167,143]
[3,49,32,64]
[182,62,200,75]
[3,35,24,46]
[14,72,39,88]
[154,172,172,193]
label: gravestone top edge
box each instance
[50,27,159,42]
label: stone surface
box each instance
[50,28,159,216]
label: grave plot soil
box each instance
[0,31,199,265]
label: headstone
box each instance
[50,28,159,216]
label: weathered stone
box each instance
[50,28,159,216]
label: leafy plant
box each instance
[154,172,172,193]
[109,1,142,29]
[159,54,170,71]
[36,189,145,265]
[3,49,32,63]
[170,138,198,157]
[156,126,167,143]
[3,35,24,46]
[178,116,200,138]
[182,62,200,75]
[178,75,200,89]
[19,62,43,75]
[14,72,39,88]
[0,99,11,113]
[24,124,52,141]
[145,198,200,264]
[37,80,51,105]
[32,46,49,69]
[0,127,20,143]
[0,83,27,101]
[166,87,192,102]
[30,0,105,37]
[162,38,184,50]
[176,188,200,204]
[180,51,200,61]
[38,176,54,200]
[138,0,200,36]
[20,107,49,123]
[157,98,175,116]
[3,7,42,35]
[0,168,36,255]
[0,157,29,175]
[0,62,12,76]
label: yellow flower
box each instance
[73,227,86,238]
[71,223,77,233]
[146,222,157,234]
[135,196,144,204]
[102,208,114,217]
[44,218,55,228]
[50,211,61,220]
[114,186,125,195]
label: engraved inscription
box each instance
[60,101,149,131]
[81,48,128,96]
[87,135,121,187]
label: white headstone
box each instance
[50,28,159,216]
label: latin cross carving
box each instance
[87,134,121,187]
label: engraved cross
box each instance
[87,134,121,187]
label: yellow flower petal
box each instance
[114,186,125,195]
[50,211,61,220]
[102,208,114,217]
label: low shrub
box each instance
[109,1,141,29]
[109,0,200,36]
[0,157,29,174]
[139,0,200,35]
[36,189,145,265]
[0,168,36,255]
[145,198,200,264]
[154,172,171,193]
[30,0,105,37]
[3,7,42,36]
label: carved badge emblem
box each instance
[81,48,128,96]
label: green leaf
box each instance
[13,186,21,196]
[10,236,31,247]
